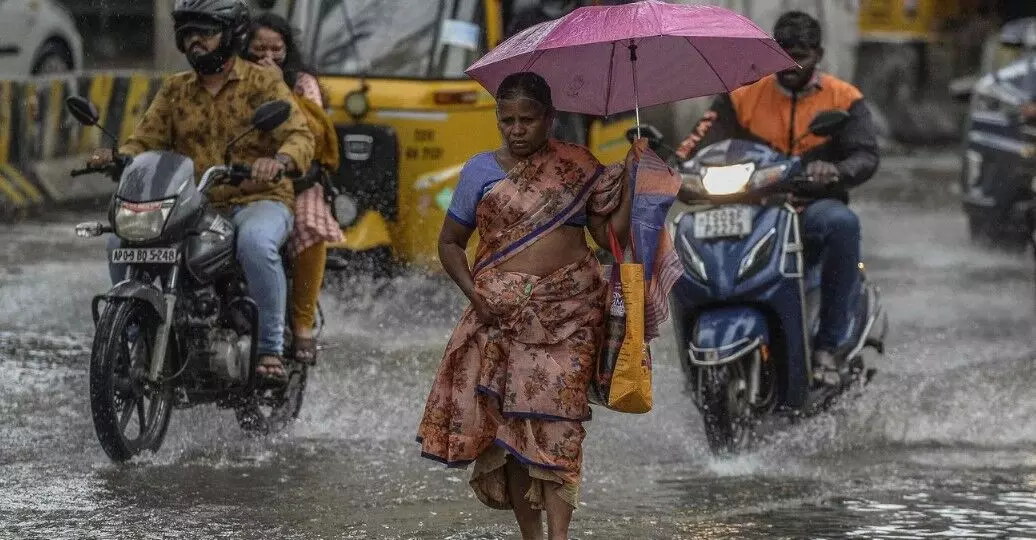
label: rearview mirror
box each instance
[625,123,665,150]
[808,110,851,137]
[66,96,100,126]
[252,100,291,132]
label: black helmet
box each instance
[172,0,250,74]
[173,0,249,27]
[173,0,249,49]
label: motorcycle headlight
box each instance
[114,199,174,242]
[737,228,777,281]
[701,163,755,195]
[749,164,790,189]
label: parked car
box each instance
[0,0,83,76]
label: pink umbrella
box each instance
[466,0,796,133]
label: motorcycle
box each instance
[67,96,310,462]
[631,110,888,454]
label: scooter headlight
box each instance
[737,228,777,281]
[114,199,174,242]
[701,163,755,195]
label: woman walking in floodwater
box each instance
[416,72,632,540]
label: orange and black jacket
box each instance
[676,73,880,203]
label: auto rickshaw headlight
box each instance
[334,194,359,228]
[345,90,370,119]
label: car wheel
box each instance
[31,40,73,75]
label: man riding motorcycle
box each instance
[675,11,880,386]
[88,0,315,386]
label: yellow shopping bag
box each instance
[588,225,653,414]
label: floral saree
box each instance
[417,140,624,509]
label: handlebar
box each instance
[70,166,108,177]
[70,154,131,180]
[197,163,301,192]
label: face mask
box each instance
[187,48,230,75]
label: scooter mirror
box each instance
[66,96,100,126]
[252,100,292,132]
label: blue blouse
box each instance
[446,151,588,229]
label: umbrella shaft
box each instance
[629,40,641,139]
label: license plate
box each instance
[693,206,753,239]
[110,248,179,264]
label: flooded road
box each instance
[2,151,1035,539]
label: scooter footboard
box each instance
[689,306,770,367]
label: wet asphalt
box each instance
[1,149,1034,539]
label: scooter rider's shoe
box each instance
[812,349,842,387]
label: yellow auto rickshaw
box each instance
[257,0,634,274]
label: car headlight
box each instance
[345,90,370,119]
[737,228,777,281]
[114,199,173,242]
[701,163,755,195]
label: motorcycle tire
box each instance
[235,363,308,436]
[89,298,174,462]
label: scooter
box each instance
[636,110,888,454]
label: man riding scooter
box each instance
[675,11,880,386]
[87,0,315,386]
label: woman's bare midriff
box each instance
[495,225,591,277]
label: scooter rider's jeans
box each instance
[801,198,861,352]
[108,199,294,357]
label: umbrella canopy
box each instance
[466,0,797,115]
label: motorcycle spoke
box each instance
[136,397,147,433]
[118,399,135,432]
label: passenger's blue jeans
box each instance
[108,199,293,356]
[801,199,861,352]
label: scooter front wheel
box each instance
[700,363,755,455]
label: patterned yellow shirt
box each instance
[119,58,314,209]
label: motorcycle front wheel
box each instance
[89,298,174,462]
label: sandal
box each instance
[256,355,289,385]
[292,337,318,366]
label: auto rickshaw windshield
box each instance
[295,0,485,79]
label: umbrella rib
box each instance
[518,49,549,81]
[758,37,795,65]
[683,36,736,93]
[603,41,617,115]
